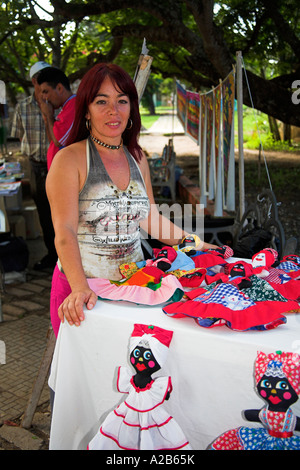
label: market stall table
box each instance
[49,298,300,450]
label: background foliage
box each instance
[1,0,300,128]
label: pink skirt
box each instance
[50,264,71,337]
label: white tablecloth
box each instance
[48,297,300,450]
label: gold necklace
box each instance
[90,133,123,150]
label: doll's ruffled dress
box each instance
[209,407,300,450]
[88,366,191,450]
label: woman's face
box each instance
[86,76,131,143]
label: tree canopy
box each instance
[1,0,300,126]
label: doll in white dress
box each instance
[88,323,192,450]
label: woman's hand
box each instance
[58,288,98,327]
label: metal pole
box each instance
[236,51,245,220]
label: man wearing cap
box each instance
[11,61,57,271]
[37,67,76,169]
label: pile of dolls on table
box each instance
[88,322,300,450]
[88,235,300,332]
[86,236,300,450]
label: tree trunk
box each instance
[142,90,156,115]
[283,123,291,143]
[268,116,281,141]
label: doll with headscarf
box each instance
[145,246,177,271]
[208,350,300,450]
[88,324,191,450]
[252,248,278,277]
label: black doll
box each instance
[88,324,191,450]
[209,351,300,450]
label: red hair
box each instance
[67,63,143,161]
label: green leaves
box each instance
[1,0,300,124]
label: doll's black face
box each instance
[285,255,300,265]
[156,249,168,259]
[209,246,224,255]
[230,263,246,277]
[130,346,160,376]
[257,374,298,411]
[185,271,203,279]
[178,236,194,249]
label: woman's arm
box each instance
[138,152,218,250]
[46,144,98,327]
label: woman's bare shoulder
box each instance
[57,140,86,160]
[49,141,87,173]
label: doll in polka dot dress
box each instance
[209,350,300,450]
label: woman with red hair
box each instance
[46,63,216,336]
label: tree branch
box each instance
[67,37,124,82]
[184,0,234,76]
[262,0,300,56]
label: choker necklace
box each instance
[90,133,123,150]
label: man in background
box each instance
[11,61,57,271]
[37,67,76,169]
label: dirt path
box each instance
[140,132,300,163]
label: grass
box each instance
[140,114,160,129]
[242,164,300,199]
[238,107,300,152]
[140,105,173,129]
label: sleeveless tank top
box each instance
[76,137,150,280]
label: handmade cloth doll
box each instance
[283,255,300,264]
[252,248,278,277]
[163,265,300,331]
[146,246,177,271]
[172,244,233,276]
[119,249,196,279]
[204,260,254,289]
[87,266,184,305]
[208,351,300,450]
[177,261,252,289]
[178,267,207,288]
[277,254,300,279]
[173,234,202,253]
[225,261,253,289]
[191,245,234,269]
[88,324,192,450]
[263,257,300,302]
[119,241,233,280]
